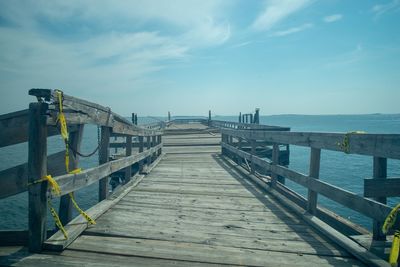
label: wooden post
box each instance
[28,102,48,252]
[151,135,156,161]
[251,139,256,174]
[254,108,260,124]
[250,114,253,124]
[208,110,211,126]
[157,135,162,156]
[372,157,387,241]
[125,135,132,183]
[307,148,321,215]
[138,136,144,172]
[59,124,84,225]
[131,113,135,124]
[98,126,111,201]
[221,134,226,155]
[168,112,171,121]
[239,112,241,123]
[146,136,151,165]
[271,144,279,187]
[237,137,243,165]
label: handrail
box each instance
[0,89,164,252]
[221,128,400,159]
[211,119,290,131]
[220,127,400,243]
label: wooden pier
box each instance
[0,89,399,266]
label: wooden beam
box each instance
[44,173,145,251]
[98,126,111,201]
[0,109,63,148]
[50,144,162,196]
[0,151,65,199]
[28,102,48,252]
[221,142,393,222]
[221,128,400,159]
[307,148,321,215]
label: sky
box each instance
[0,0,399,116]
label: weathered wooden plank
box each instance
[0,151,65,199]
[221,128,400,159]
[364,178,400,198]
[264,184,390,267]
[0,109,63,148]
[69,235,363,267]
[0,248,235,267]
[211,120,290,131]
[44,174,144,251]
[33,88,162,137]
[28,102,48,252]
[222,142,393,222]
[52,144,162,196]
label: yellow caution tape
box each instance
[383,203,400,234]
[67,168,96,225]
[45,175,61,196]
[69,192,96,225]
[48,199,68,239]
[337,131,366,154]
[389,230,400,266]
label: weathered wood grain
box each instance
[221,128,400,159]
[27,103,48,252]
[221,142,393,222]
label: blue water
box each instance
[0,114,399,231]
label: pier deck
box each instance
[0,124,365,266]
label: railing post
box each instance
[146,136,151,166]
[221,133,226,155]
[307,148,321,215]
[157,135,162,156]
[125,135,133,182]
[99,126,111,201]
[138,136,144,172]
[251,139,256,174]
[271,144,279,187]
[237,137,242,165]
[28,102,48,252]
[151,135,156,161]
[59,124,84,225]
[372,156,387,241]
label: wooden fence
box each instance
[220,128,400,242]
[0,89,163,252]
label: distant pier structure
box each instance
[0,89,399,267]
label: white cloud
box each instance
[0,1,234,113]
[272,23,313,36]
[251,0,312,31]
[371,0,400,18]
[323,14,343,23]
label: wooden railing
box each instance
[0,89,163,252]
[220,128,400,242]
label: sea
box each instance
[0,114,399,231]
